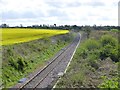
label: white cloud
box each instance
[0,0,119,26]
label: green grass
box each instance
[111,29,119,32]
[98,76,119,89]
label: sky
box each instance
[0,0,119,26]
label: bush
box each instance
[110,47,119,62]
[100,45,119,62]
[8,57,18,70]
[79,47,88,59]
[7,48,14,56]
[79,39,100,60]
[100,35,118,62]
[88,54,99,69]
[98,76,119,89]
[100,35,117,47]
[84,39,100,51]
[100,44,113,60]
[17,57,25,71]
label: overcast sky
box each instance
[0,0,119,26]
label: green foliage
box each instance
[87,54,99,69]
[84,39,100,51]
[8,56,28,72]
[100,35,117,47]
[17,57,25,71]
[8,56,18,70]
[110,46,119,62]
[79,47,88,59]
[100,35,118,62]
[111,29,119,32]
[98,76,119,89]
[7,48,14,56]
[100,44,113,59]
[56,32,119,88]
[82,26,92,38]
[79,34,118,63]
[79,39,100,59]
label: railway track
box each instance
[11,33,81,90]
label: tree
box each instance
[20,24,23,28]
[54,24,56,27]
[82,26,92,38]
[1,24,9,28]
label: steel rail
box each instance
[16,34,79,90]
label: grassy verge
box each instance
[2,32,75,88]
[56,30,119,89]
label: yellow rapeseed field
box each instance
[0,28,69,45]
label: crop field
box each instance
[0,28,69,45]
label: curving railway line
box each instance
[10,33,81,90]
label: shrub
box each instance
[110,47,119,62]
[98,76,119,89]
[100,44,113,60]
[79,47,88,59]
[7,48,14,56]
[8,57,18,70]
[100,35,118,62]
[100,35,117,47]
[84,39,100,51]
[17,57,25,71]
[88,54,99,69]
[79,39,100,59]
[100,43,119,62]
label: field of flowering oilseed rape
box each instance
[0,28,69,45]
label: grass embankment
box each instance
[2,31,75,88]
[56,30,119,89]
[1,28,69,45]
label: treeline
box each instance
[0,23,120,31]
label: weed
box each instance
[98,76,119,89]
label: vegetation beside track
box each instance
[2,32,75,88]
[56,30,119,89]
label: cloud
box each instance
[1,0,119,26]
[2,11,20,19]
[84,1,105,7]
[45,1,81,8]
[67,2,81,7]
[45,1,64,8]
[2,11,45,20]
[48,9,67,17]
